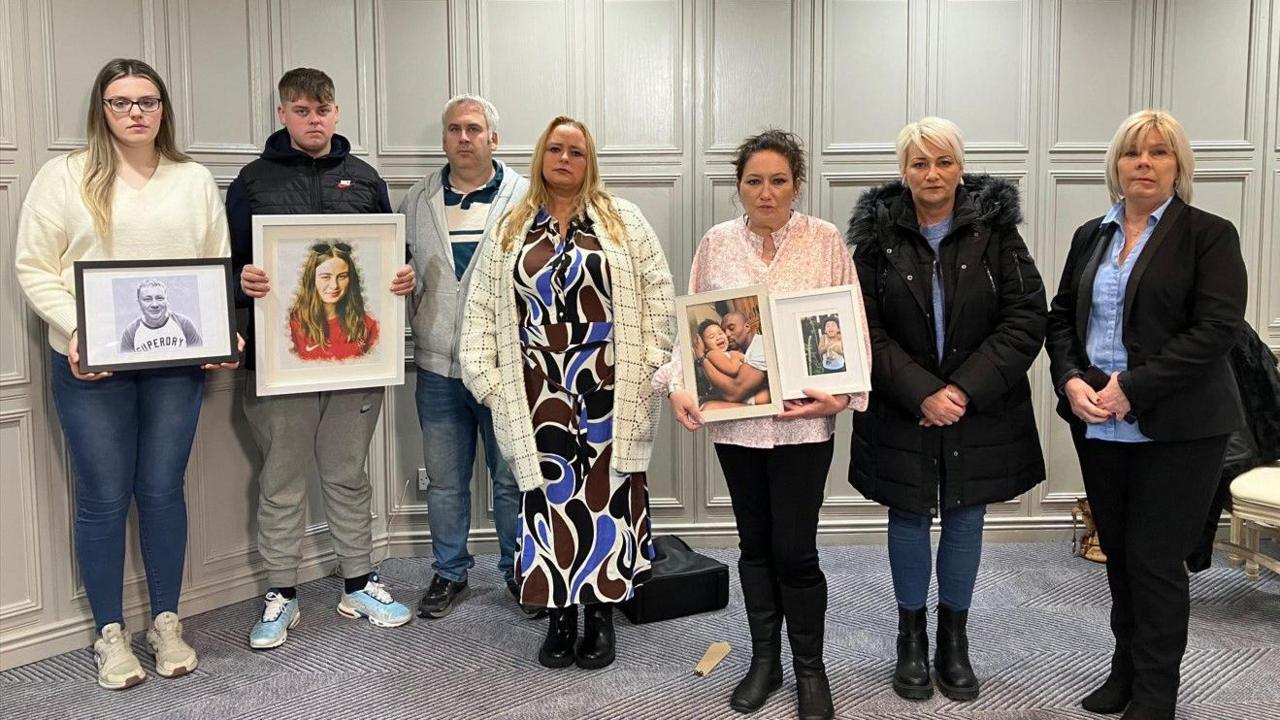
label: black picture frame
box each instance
[73,257,238,373]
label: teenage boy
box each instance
[401,94,532,618]
[228,67,415,649]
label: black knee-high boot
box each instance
[575,603,616,670]
[730,561,783,713]
[1082,644,1133,714]
[781,579,834,720]
[538,605,577,668]
[934,605,979,700]
[893,606,932,700]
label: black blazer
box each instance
[1045,196,1247,441]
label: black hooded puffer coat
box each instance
[846,174,1048,516]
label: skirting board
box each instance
[0,518,1223,669]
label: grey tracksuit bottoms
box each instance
[242,374,383,587]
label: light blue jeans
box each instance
[415,368,520,583]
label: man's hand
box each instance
[241,264,270,298]
[391,264,415,296]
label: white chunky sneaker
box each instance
[94,623,146,690]
[146,611,198,678]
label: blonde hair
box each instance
[895,117,966,175]
[499,116,625,250]
[1104,110,1194,204]
[78,58,189,240]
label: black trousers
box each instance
[715,440,834,588]
[1071,428,1229,711]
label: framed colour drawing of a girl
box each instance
[252,214,405,396]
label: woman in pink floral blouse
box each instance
[655,130,870,720]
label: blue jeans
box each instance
[887,503,987,611]
[49,350,205,630]
[415,368,519,583]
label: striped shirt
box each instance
[442,161,504,279]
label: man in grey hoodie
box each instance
[402,94,531,618]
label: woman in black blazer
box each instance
[1045,110,1247,720]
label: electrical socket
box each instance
[417,467,429,491]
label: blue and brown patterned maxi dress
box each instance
[513,210,654,609]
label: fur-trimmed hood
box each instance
[846,173,1023,250]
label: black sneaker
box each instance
[507,578,547,619]
[417,575,468,619]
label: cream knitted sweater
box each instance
[14,153,230,354]
[460,196,675,491]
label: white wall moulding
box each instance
[704,0,799,153]
[0,0,19,151]
[7,0,1280,669]
[0,174,31,387]
[274,0,371,155]
[0,408,43,629]
[373,0,453,157]
[39,0,161,151]
[932,0,1034,153]
[1159,0,1256,149]
[820,0,910,155]
[1046,0,1140,154]
[477,0,574,153]
[169,0,267,155]
[596,0,684,155]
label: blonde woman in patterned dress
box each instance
[460,116,675,670]
[656,130,871,720]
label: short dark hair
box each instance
[697,319,723,338]
[732,129,806,188]
[278,68,335,104]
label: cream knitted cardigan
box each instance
[460,196,675,492]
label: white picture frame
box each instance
[674,285,783,422]
[768,284,871,400]
[252,214,406,396]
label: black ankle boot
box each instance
[1082,674,1132,714]
[729,562,783,713]
[1120,703,1174,720]
[893,606,932,700]
[537,606,577,668]
[575,603,616,670]
[934,605,979,701]
[781,579,834,720]
[1082,645,1133,714]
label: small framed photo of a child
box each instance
[74,258,237,372]
[674,285,782,422]
[253,214,405,396]
[769,285,871,400]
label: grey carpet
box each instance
[2,543,1277,719]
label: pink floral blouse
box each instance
[653,212,871,448]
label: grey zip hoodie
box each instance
[399,160,529,377]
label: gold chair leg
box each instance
[1228,514,1244,567]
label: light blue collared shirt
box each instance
[1084,196,1174,442]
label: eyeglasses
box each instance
[102,96,162,114]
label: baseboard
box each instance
[0,554,340,671]
[0,516,1099,670]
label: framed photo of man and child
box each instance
[674,284,870,422]
[252,214,405,396]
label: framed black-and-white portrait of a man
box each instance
[74,258,237,372]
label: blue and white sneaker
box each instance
[337,574,411,628]
[249,591,300,649]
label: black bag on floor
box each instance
[620,535,729,624]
